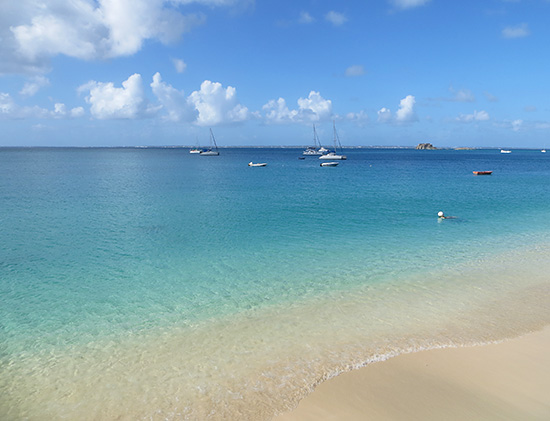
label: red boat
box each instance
[473,171,493,175]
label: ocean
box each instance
[1,147,549,419]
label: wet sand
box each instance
[274,326,550,420]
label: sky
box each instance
[1,0,550,148]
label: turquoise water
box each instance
[1,148,550,419]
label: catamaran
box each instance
[319,121,347,160]
[199,129,220,156]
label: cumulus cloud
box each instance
[456,110,490,122]
[79,73,146,119]
[502,23,530,39]
[345,65,365,77]
[0,91,84,119]
[390,0,431,10]
[395,95,417,123]
[188,80,249,126]
[71,107,85,117]
[263,91,332,123]
[377,95,417,124]
[2,0,214,75]
[173,58,187,73]
[377,107,392,123]
[325,11,347,26]
[19,76,50,97]
[150,72,196,122]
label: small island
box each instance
[416,143,437,150]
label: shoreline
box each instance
[274,326,550,420]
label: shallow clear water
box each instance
[1,148,549,419]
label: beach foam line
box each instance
[274,325,550,420]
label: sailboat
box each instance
[199,129,220,156]
[319,121,347,160]
[303,125,329,156]
[189,137,202,153]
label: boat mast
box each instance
[333,121,343,153]
[313,124,319,148]
[209,128,218,151]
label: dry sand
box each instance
[274,326,550,420]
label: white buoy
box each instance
[438,211,444,218]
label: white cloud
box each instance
[453,88,475,103]
[377,107,392,123]
[53,103,67,117]
[0,93,16,115]
[390,0,431,10]
[395,95,417,123]
[345,65,365,77]
[2,0,211,74]
[297,91,332,120]
[325,11,347,26]
[188,80,249,126]
[456,110,490,122]
[71,107,85,117]
[173,58,187,73]
[0,92,84,119]
[502,23,530,39]
[511,119,523,132]
[346,110,369,125]
[19,76,50,97]
[378,95,418,124]
[150,72,196,122]
[263,98,297,123]
[79,73,146,119]
[299,11,314,24]
[263,91,332,124]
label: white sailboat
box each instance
[189,137,202,153]
[319,121,347,160]
[303,125,329,156]
[199,129,220,156]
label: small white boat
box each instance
[199,129,220,156]
[248,162,267,167]
[500,149,511,154]
[320,161,339,167]
[319,152,346,160]
[189,148,201,154]
[542,149,546,153]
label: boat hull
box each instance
[473,171,493,175]
[319,154,346,160]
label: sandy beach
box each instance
[275,326,550,421]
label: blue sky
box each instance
[1,0,549,147]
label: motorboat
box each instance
[473,171,493,175]
[500,149,511,154]
[189,148,201,154]
[248,162,267,167]
[320,162,339,167]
